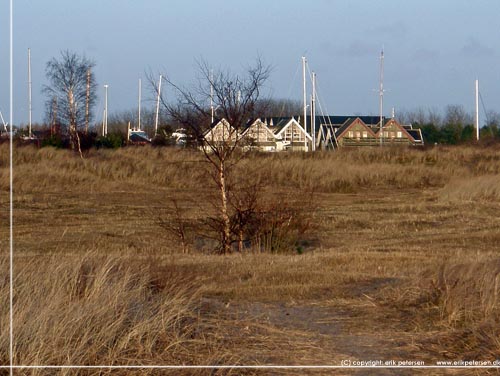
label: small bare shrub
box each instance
[242,193,318,254]
[158,199,193,253]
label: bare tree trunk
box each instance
[219,159,231,254]
[68,89,76,150]
[237,198,244,252]
[85,68,90,134]
[51,97,57,137]
[238,229,243,253]
[68,89,83,159]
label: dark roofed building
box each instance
[128,129,151,144]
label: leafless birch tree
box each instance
[151,59,270,254]
[43,51,97,155]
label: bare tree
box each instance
[444,105,472,127]
[427,107,443,127]
[151,59,270,254]
[43,51,97,155]
[397,107,427,125]
[485,110,500,128]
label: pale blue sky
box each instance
[1,0,500,125]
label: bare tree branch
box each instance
[149,58,271,254]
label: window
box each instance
[384,131,389,138]
[362,131,368,138]
[348,131,353,138]
[390,132,395,138]
[355,131,361,140]
[397,131,402,138]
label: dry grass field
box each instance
[1,143,500,375]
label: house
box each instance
[207,117,313,152]
[203,118,241,145]
[241,118,278,151]
[334,117,379,147]
[199,115,424,152]
[308,116,424,148]
[268,115,384,150]
[250,117,313,151]
[376,118,423,145]
[273,117,312,151]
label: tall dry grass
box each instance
[0,252,328,374]
[3,144,499,196]
[0,253,224,372]
[386,256,500,360]
[0,145,208,194]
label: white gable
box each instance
[275,118,312,141]
[243,118,276,143]
[204,118,240,142]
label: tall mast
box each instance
[9,2,14,373]
[475,79,479,141]
[311,71,316,151]
[102,109,105,136]
[103,84,108,136]
[302,56,307,151]
[379,48,384,146]
[138,78,142,131]
[155,74,162,137]
[28,48,32,138]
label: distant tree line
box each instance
[397,105,500,145]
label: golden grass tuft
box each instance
[425,259,500,326]
[0,253,214,370]
[385,256,500,360]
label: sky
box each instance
[1,0,500,125]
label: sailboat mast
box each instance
[155,74,162,137]
[102,109,105,136]
[379,48,384,146]
[475,79,479,141]
[138,78,142,131]
[104,84,108,136]
[28,48,32,138]
[311,71,316,151]
[302,56,307,151]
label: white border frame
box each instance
[5,2,500,373]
